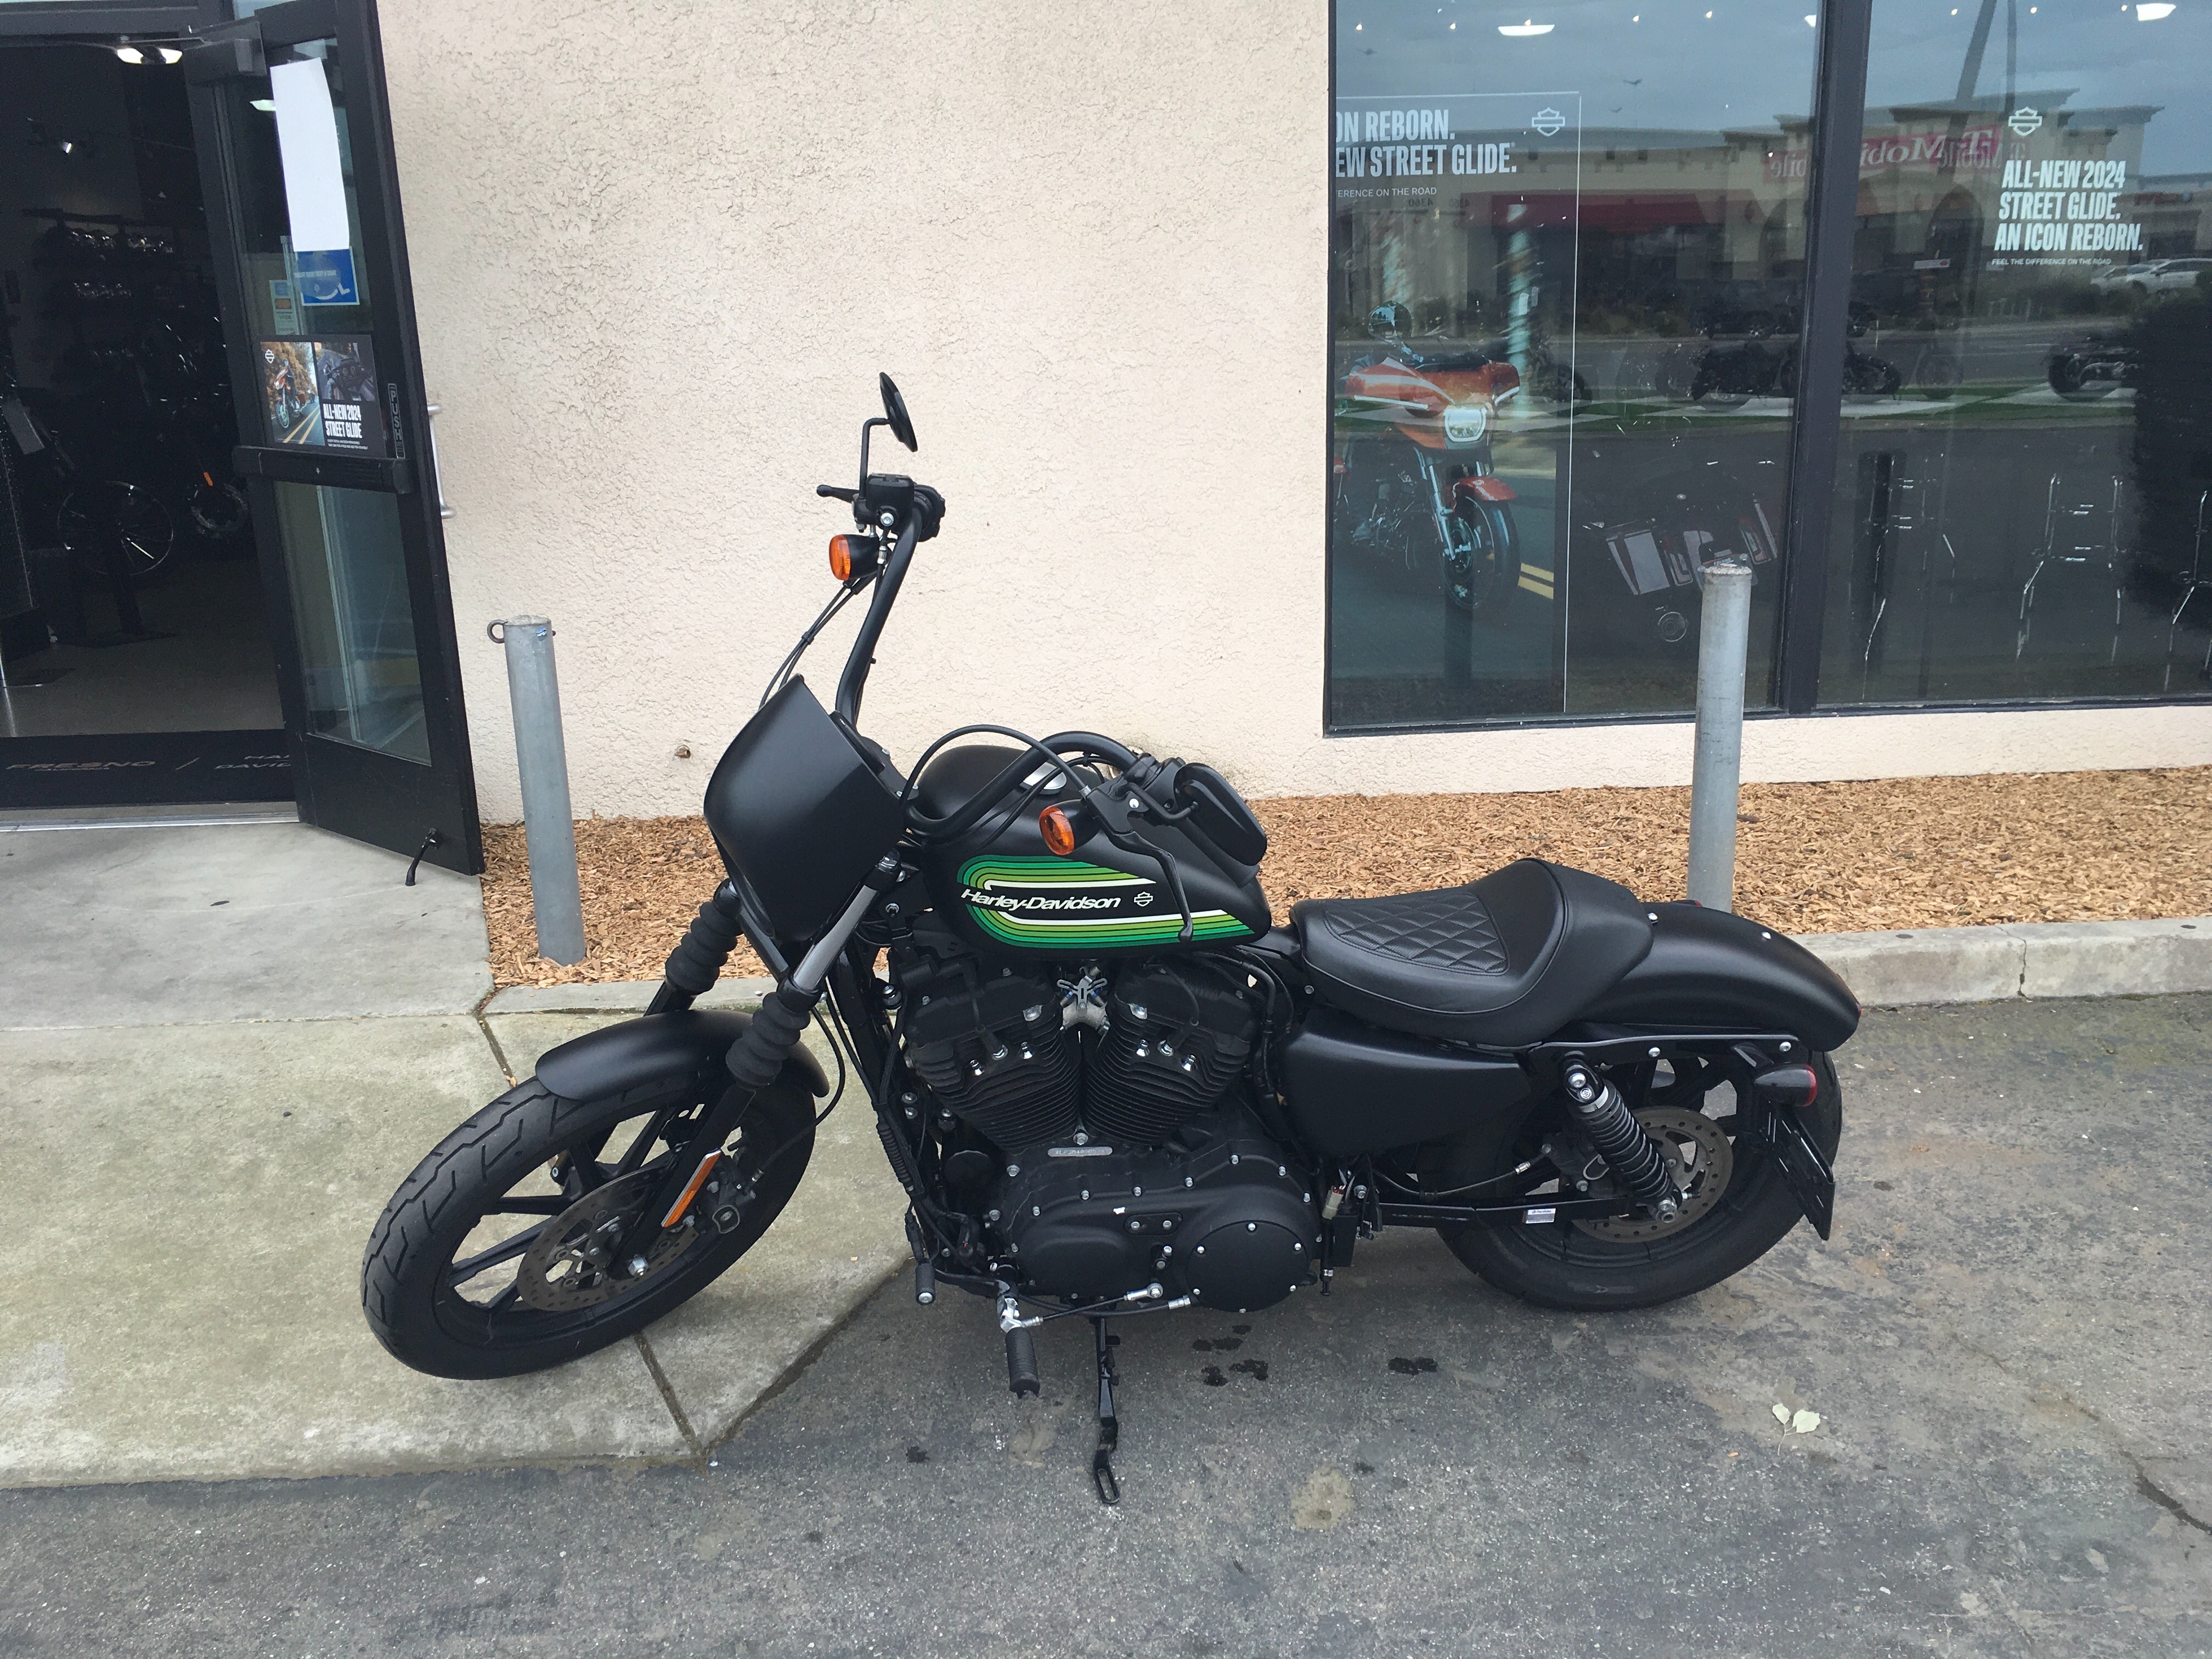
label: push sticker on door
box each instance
[270,58,358,306]
[259,336,387,455]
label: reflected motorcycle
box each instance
[365,376,1857,1504]
[1333,306,1523,616]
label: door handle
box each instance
[425,402,455,520]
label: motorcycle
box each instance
[1332,307,1523,617]
[364,376,1858,1504]
[2046,331,2134,402]
[1685,304,1901,410]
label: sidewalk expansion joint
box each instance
[699,1263,903,1460]
[471,984,517,1086]
[634,1332,705,1461]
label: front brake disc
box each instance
[1572,1107,1735,1243]
[516,1168,706,1311]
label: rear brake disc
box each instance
[1572,1107,1734,1243]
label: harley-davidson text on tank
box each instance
[956,857,1253,949]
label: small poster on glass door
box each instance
[258,335,387,456]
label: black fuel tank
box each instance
[913,744,1271,958]
[1280,1005,1534,1156]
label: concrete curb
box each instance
[482,918,2212,1019]
[1798,916,2212,1008]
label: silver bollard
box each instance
[493,616,586,966]
[1686,558,1754,912]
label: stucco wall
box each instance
[374,0,2212,822]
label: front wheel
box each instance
[362,1071,815,1378]
[1442,495,1520,618]
[1437,1049,1841,1311]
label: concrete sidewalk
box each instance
[0,822,904,1489]
[4,994,2208,1658]
[4,818,2206,1493]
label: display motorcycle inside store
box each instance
[364,380,1858,1504]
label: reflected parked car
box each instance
[2091,261,2166,295]
[2147,257,2212,295]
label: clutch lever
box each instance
[816,484,859,503]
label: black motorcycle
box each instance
[365,377,1857,1503]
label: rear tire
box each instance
[1438,1051,1841,1311]
[362,1073,814,1379]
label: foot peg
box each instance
[998,1285,1040,1396]
[1562,1062,1679,1221]
[1005,1327,1040,1397]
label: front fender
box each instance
[534,1009,830,1102]
[1568,902,1860,1051]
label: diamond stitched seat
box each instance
[1291,859,1655,1048]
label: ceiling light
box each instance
[1498,19,1554,34]
[2137,2,2175,15]
[58,139,74,154]
[158,46,182,64]
[250,98,275,111]
[114,45,143,64]
[1805,12,1818,21]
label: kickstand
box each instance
[1091,1316,1121,1506]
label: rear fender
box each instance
[1565,903,1859,1052]
[534,1009,830,1102]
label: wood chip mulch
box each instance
[483,766,2212,988]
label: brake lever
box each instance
[816,484,859,503]
[1085,782,1198,941]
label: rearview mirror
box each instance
[879,373,917,452]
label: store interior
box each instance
[0,40,281,748]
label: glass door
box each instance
[183,0,478,871]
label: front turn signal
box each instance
[1039,804,1079,856]
[828,533,881,583]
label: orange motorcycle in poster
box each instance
[1331,304,1522,617]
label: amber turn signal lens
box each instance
[829,534,858,582]
[1039,805,1078,856]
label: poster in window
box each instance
[259,339,321,447]
[257,336,387,456]
[311,335,385,456]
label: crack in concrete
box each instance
[633,1333,705,1462]
[1937,1321,2212,1535]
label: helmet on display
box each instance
[1367,302,1412,340]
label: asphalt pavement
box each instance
[5,993,2208,1659]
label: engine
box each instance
[893,927,1317,1312]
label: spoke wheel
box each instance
[1435,1048,1842,1311]
[60,482,175,583]
[363,1072,815,1379]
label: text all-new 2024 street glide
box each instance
[364,377,1858,1504]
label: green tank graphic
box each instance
[956,856,1255,950]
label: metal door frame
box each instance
[184,0,480,872]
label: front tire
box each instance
[362,1071,815,1379]
[1438,1050,1841,1311]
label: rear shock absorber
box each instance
[1560,1060,1679,1222]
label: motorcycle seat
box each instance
[1290,859,1655,1048]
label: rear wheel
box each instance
[362,1071,815,1378]
[1436,1049,1841,1310]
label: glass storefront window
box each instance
[1818,0,2212,706]
[1330,1,1820,730]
